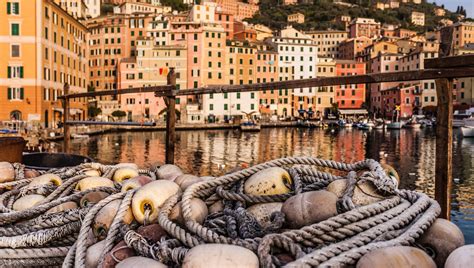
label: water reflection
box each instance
[68,127,474,243]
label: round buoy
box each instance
[281,190,337,229]
[445,245,474,268]
[244,167,292,196]
[356,246,436,268]
[417,218,464,267]
[182,244,259,268]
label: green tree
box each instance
[88,107,102,118]
[111,110,126,118]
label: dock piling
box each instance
[165,68,176,164]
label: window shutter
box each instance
[20,66,24,78]
[20,88,24,99]
[7,88,11,100]
[7,2,10,14]
[14,3,19,14]
[7,67,11,78]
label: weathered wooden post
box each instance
[435,26,454,219]
[62,83,70,153]
[165,68,176,164]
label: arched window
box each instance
[10,110,22,121]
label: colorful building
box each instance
[305,30,349,59]
[314,57,336,116]
[117,38,187,122]
[335,61,366,110]
[349,18,381,39]
[1,0,88,126]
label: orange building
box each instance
[255,43,279,119]
[205,0,259,21]
[349,18,381,39]
[335,61,366,110]
[1,0,88,127]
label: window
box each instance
[251,93,255,99]
[7,66,23,78]
[237,93,240,99]
[224,93,228,99]
[11,23,19,36]
[209,93,213,99]
[7,2,20,15]
[224,104,228,110]
[209,104,214,110]
[251,104,255,110]
[11,44,19,57]
[7,87,23,100]
[237,104,240,110]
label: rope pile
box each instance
[0,157,441,267]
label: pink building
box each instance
[369,53,403,116]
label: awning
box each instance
[52,108,83,115]
[339,109,368,115]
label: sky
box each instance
[437,0,473,18]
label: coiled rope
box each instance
[0,157,439,267]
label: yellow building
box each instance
[288,13,304,24]
[315,57,336,116]
[0,0,88,127]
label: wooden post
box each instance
[165,68,176,164]
[435,78,453,219]
[434,25,454,219]
[62,83,70,153]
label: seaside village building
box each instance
[272,26,319,118]
[0,0,88,127]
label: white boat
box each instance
[240,122,261,132]
[461,126,474,137]
[386,122,403,129]
[71,133,89,139]
[453,108,474,128]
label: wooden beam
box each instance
[435,24,454,220]
[62,83,70,153]
[58,85,175,99]
[435,78,453,220]
[425,54,474,69]
[65,121,156,126]
[155,68,474,97]
[165,68,177,164]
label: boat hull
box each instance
[461,127,474,137]
[240,125,261,132]
[386,122,403,129]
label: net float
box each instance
[0,162,15,183]
[86,240,106,268]
[101,240,136,268]
[174,174,203,191]
[83,169,101,177]
[12,194,45,211]
[208,200,224,214]
[24,169,40,179]
[115,163,139,170]
[326,179,385,207]
[113,168,139,183]
[116,256,167,268]
[93,199,134,240]
[121,176,153,192]
[80,191,110,207]
[356,246,436,268]
[169,198,208,225]
[131,180,180,224]
[45,201,78,214]
[28,173,62,187]
[137,223,167,243]
[155,164,183,181]
[282,190,338,229]
[417,218,465,266]
[246,202,283,229]
[75,177,114,191]
[182,244,259,268]
[244,167,292,196]
[445,245,474,268]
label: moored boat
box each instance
[461,126,474,137]
[240,121,261,132]
[386,122,403,129]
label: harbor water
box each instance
[65,127,474,243]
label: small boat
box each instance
[461,126,474,137]
[240,121,261,132]
[453,108,474,128]
[404,116,421,129]
[344,123,353,128]
[358,123,371,130]
[71,133,89,139]
[386,122,403,129]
